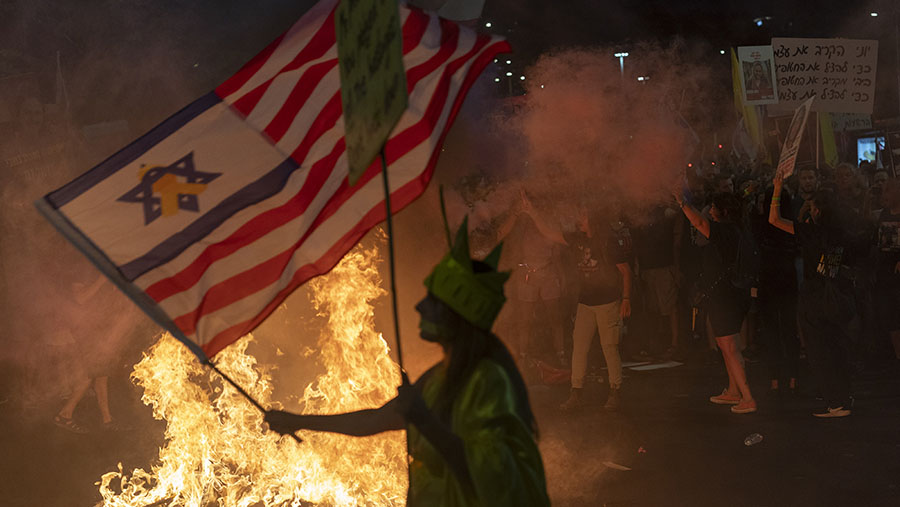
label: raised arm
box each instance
[768,172,795,235]
[520,190,567,245]
[674,193,711,239]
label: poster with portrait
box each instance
[776,96,814,178]
[738,45,778,105]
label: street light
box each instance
[614,52,629,81]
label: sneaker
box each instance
[813,406,851,418]
[709,389,741,405]
[604,387,621,411]
[730,399,757,414]
[560,388,584,410]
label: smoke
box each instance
[506,44,720,225]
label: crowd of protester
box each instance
[469,154,900,418]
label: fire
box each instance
[98,242,407,506]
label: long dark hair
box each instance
[428,286,538,437]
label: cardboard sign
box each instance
[737,45,778,105]
[771,38,878,114]
[777,96,814,177]
[335,0,408,184]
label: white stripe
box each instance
[189,34,496,344]
[59,103,286,267]
[133,13,470,292]
[218,0,339,104]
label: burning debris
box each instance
[99,244,407,506]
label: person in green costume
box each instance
[265,215,550,506]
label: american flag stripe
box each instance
[41,0,510,358]
[179,36,504,351]
[137,12,480,300]
[153,29,493,335]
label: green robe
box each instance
[408,359,550,506]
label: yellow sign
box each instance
[335,0,408,185]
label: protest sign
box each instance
[771,38,878,114]
[336,0,408,184]
[737,45,778,105]
[776,97,814,177]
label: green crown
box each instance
[424,216,510,331]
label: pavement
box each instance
[2,345,899,506]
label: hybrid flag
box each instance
[37,0,510,360]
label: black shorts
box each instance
[707,285,750,337]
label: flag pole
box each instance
[379,146,408,384]
[379,145,414,496]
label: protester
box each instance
[551,203,633,411]
[758,186,800,395]
[675,190,756,414]
[631,204,682,358]
[873,177,900,360]
[768,172,868,418]
[265,217,550,506]
[496,189,567,366]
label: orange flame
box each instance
[98,243,407,506]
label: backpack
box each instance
[730,226,761,291]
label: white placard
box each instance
[777,97,814,178]
[737,45,778,105]
[772,38,878,114]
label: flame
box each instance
[98,243,407,506]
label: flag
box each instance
[37,0,511,360]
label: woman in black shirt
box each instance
[675,191,757,414]
[769,172,858,418]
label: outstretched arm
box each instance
[265,383,474,492]
[768,172,795,235]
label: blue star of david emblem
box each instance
[119,152,221,225]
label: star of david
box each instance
[119,152,221,225]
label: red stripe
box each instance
[171,139,347,335]
[178,36,504,336]
[146,26,462,302]
[263,59,339,142]
[199,38,510,356]
[401,7,430,55]
[215,34,285,99]
[405,20,459,94]
[146,116,344,304]
[230,7,337,118]
[200,201,390,357]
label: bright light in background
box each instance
[520,75,525,80]
[614,52,629,58]
[719,50,726,55]
[506,59,512,65]
[870,12,878,17]
[540,84,544,89]
[485,21,493,27]
[506,71,513,76]
[637,76,650,81]
[756,19,763,26]
[494,77,501,82]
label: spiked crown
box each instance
[424,210,510,331]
